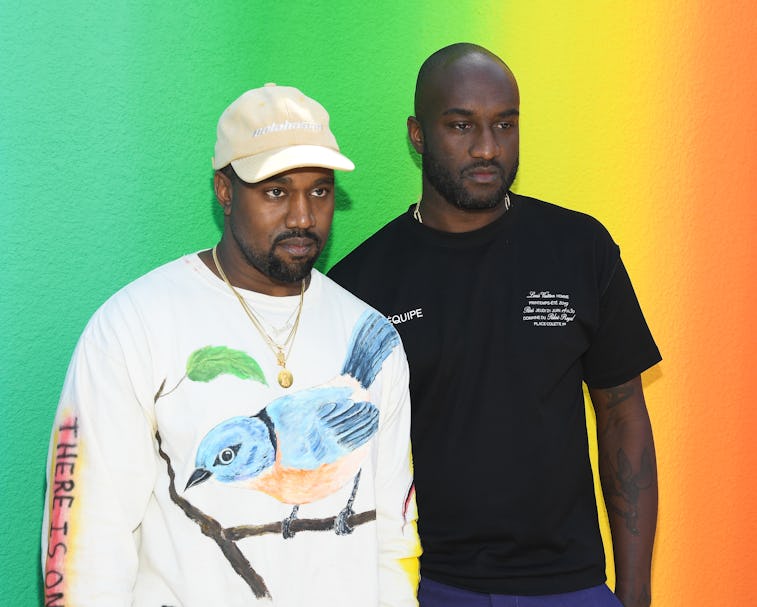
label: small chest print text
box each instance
[388,308,423,325]
[522,291,576,326]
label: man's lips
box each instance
[464,166,503,184]
[277,237,318,257]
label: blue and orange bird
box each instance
[186,310,399,537]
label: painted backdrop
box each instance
[1,1,755,604]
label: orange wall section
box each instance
[652,3,757,601]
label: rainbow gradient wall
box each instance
[1,2,755,604]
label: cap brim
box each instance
[230,145,355,184]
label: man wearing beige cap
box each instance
[42,84,420,607]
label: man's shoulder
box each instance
[514,193,615,245]
[317,268,370,305]
[85,254,198,332]
[328,212,411,280]
[516,193,605,228]
[343,211,411,253]
[109,254,196,302]
[318,269,390,317]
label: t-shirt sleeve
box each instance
[582,258,662,388]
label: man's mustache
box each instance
[273,230,322,247]
[461,160,505,176]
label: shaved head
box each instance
[414,43,516,121]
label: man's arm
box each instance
[589,375,657,607]
[42,311,157,605]
[374,345,421,607]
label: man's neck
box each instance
[415,192,509,233]
[198,246,307,297]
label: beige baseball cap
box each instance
[212,83,355,183]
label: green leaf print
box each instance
[186,346,268,385]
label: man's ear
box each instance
[213,171,233,215]
[407,116,424,154]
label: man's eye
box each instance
[451,122,471,131]
[266,188,286,198]
[496,122,513,129]
[311,187,330,198]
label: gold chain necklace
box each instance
[413,192,511,223]
[212,246,304,388]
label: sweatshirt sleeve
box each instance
[374,342,421,607]
[41,296,158,606]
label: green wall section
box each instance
[0,2,498,602]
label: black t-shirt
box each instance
[328,193,661,595]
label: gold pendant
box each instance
[277,368,293,388]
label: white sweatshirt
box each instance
[42,254,420,606]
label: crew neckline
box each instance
[185,252,322,309]
[400,192,519,249]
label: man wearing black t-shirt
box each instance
[329,43,660,607]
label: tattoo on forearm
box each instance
[601,447,654,535]
[602,383,635,409]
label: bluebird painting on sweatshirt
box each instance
[186,309,398,538]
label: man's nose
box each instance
[470,126,501,160]
[285,192,315,228]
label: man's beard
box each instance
[231,226,322,284]
[423,151,518,210]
